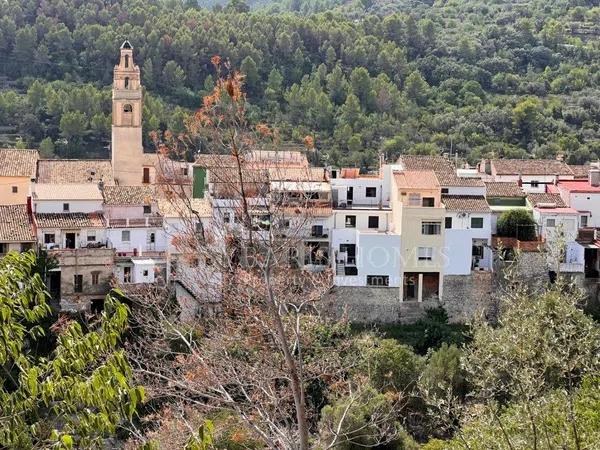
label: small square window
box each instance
[441,188,449,194]
[445,217,452,229]
[143,205,151,214]
[422,197,435,207]
[471,217,484,229]
[418,247,433,261]
[143,270,149,277]
[422,221,441,235]
[87,234,96,242]
[122,230,131,242]
[546,218,556,228]
[44,233,55,244]
[345,215,356,228]
[530,181,539,188]
[365,187,377,198]
[63,203,70,212]
[368,216,379,229]
[11,186,18,193]
[223,212,231,224]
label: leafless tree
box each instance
[125,60,402,449]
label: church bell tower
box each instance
[111,40,145,185]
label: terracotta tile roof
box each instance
[485,182,525,197]
[397,155,483,186]
[249,149,308,167]
[103,185,155,205]
[527,193,566,208]
[33,184,103,201]
[0,149,38,178]
[442,195,491,212]
[0,205,35,242]
[267,167,328,182]
[37,159,114,184]
[398,155,452,173]
[568,165,592,179]
[35,212,106,229]
[194,154,237,168]
[340,168,360,179]
[394,170,440,189]
[491,159,573,176]
[557,180,600,193]
[158,198,212,218]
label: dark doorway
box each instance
[143,167,150,184]
[405,273,417,300]
[48,271,61,303]
[339,244,356,265]
[65,233,76,249]
[347,186,353,205]
[585,248,598,278]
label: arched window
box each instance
[124,54,129,68]
[124,77,130,89]
[123,104,133,113]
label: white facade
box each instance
[559,191,600,227]
[108,227,166,254]
[330,177,389,208]
[38,227,107,250]
[443,211,492,276]
[493,174,555,194]
[34,199,103,214]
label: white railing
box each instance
[106,217,163,228]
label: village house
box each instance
[480,158,576,193]
[0,149,38,205]
[0,204,36,257]
[102,185,167,285]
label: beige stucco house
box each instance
[0,149,38,205]
[392,170,445,302]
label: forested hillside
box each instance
[1,0,600,166]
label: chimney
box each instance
[589,169,600,187]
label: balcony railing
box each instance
[335,199,388,209]
[106,217,163,228]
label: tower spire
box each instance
[111,41,145,185]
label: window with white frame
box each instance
[418,247,433,261]
[87,233,96,242]
[421,221,441,235]
[471,217,484,229]
[546,218,556,227]
[122,230,131,242]
[581,215,588,227]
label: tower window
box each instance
[125,54,129,68]
[124,77,130,89]
[123,104,133,113]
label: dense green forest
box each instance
[1,0,600,165]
